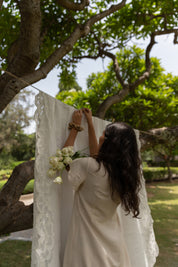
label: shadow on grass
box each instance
[146,182,178,267]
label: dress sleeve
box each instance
[68,157,89,191]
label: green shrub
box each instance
[0,157,24,170]
[0,169,12,180]
[143,167,178,182]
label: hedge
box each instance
[143,167,178,183]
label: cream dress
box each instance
[63,157,131,267]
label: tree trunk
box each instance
[165,157,173,183]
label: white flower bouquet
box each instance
[47,146,86,184]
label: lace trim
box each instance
[136,130,159,266]
[32,92,56,266]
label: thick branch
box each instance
[0,160,34,234]
[100,49,125,87]
[129,33,155,90]
[7,0,41,76]
[84,0,126,34]
[0,160,35,206]
[0,203,33,235]
[56,0,89,11]
[95,87,129,119]
[154,28,178,38]
[0,0,41,112]
[139,126,178,151]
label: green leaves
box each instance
[56,45,177,131]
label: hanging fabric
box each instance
[31,91,159,267]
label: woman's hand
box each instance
[72,109,83,125]
[83,108,92,125]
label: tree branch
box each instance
[139,125,178,151]
[0,0,3,9]
[95,87,129,119]
[7,0,41,76]
[154,28,178,44]
[0,160,34,234]
[129,33,155,90]
[100,49,125,87]
[83,0,126,35]
[0,160,34,206]
[0,0,41,112]
[56,0,89,11]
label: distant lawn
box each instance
[0,182,177,267]
[147,181,178,267]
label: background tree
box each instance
[59,70,82,91]
[0,89,34,153]
[0,89,35,167]
[152,132,177,182]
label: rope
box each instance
[0,68,44,93]
[0,68,168,139]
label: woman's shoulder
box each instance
[71,157,97,169]
[71,157,105,175]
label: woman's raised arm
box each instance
[63,109,83,147]
[83,108,99,156]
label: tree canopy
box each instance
[0,0,178,114]
[57,46,178,130]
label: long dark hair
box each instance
[95,122,141,218]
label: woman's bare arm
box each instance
[63,109,83,147]
[83,108,99,156]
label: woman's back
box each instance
[63,157,131,267]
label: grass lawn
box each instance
[0,240,31,267]
[147,181,178,267]
[0,181,177,266]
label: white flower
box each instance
[56,161,65,171]
[47,168,56,178]
[63,156,73,165]
[53,176,63,184]
[61,147,69,156]
[56,149,62,157]
[57,156,63,161]
[49,156,59,169]
[67,146,74,156]
[61,147,73,157]
[62,146,74,157]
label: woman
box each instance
[62,108,142,267]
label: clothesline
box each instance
[0,68,166,140]
[0,68,44,93]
